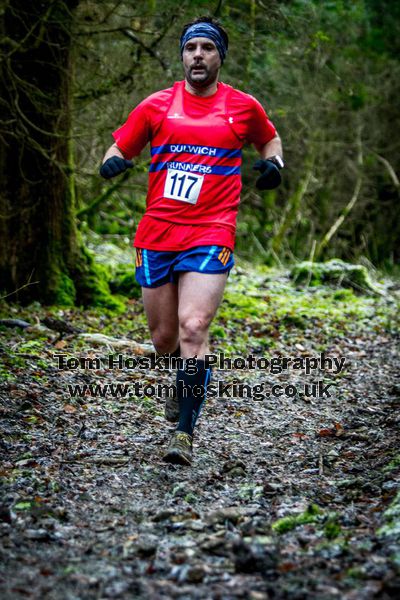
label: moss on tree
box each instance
[72,246,126,312]
[290,259,383,294]
[109,265,141,299]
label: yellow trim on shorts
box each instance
[218,247,231,265]
[135,248,143,267]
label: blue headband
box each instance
[180,23,227,63]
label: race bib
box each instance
[164,169,204,205]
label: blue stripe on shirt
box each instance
[151,144,242,159]
[149,161,240,176]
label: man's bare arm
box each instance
[100,143,133,179]
[101,143,127,165]
[259,134,283,160]
[253,134,284,190]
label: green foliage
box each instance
[324,516,342,540]
[210,324,227,339]
[52,273,77,307]
[14,502,33,511]
[79,261,126,312]
[377,491,400,538]
[290,259,382,294]
[383,454,400,474]
[109,265,141,298]
[272,504,323,534]
[224,0,399,265]
[68,0,400,270]
[69,243,126,311]
[44,246,77,306]
[209,259,399,355]
[272,505,342,539]
[4,0,397,308]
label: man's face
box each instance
[182,37,221,88]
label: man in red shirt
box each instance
[101,16,283,466]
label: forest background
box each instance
[0,0,399,305]
[1,3,400,597]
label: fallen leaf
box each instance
[278,561,296,573]
[54,340,67,349]
[334,422,344,436]
[318,428,336,437]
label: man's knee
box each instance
[179,313,212,341]
[150,329,178,355]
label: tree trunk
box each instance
[0,0,95,305]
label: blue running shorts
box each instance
[135,245,234,288]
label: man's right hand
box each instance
[100,156,134,179]
[253,159,282,190]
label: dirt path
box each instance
[1,329,399,599]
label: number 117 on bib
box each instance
[164,169,204,204]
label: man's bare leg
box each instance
[142,282,181,422]
[142,283,179,354]
[163,271,229,465]
[141,272,227,359]
[178,271,228,358]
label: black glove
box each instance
[100,156,133,179]
[253,159,282,190]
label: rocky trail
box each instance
[1,265,399,599]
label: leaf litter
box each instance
[0,263,399,599]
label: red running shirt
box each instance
[113,81,276,251]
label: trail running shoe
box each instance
[162,431,193,466]
[164,393,179,422]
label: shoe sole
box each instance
[162,450,191,466]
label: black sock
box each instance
[176,359,211,436]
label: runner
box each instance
[100,16,284,465]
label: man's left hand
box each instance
[253,159,282,190]
[100,156,134,179]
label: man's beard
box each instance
[186,64,216,88]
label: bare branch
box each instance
[372,152,400,190]
[316,125,364,257]
[76,169,131,219]
[0,270,39,300]
[121,28,171,75]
